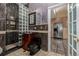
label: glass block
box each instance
[73,50,77,56]
[19,7,22,10]
[70,23,72,33]
[70,46,72,55]
[73,37,77,49]
[73,22,77,35]
[70,35,72,45]
[73,6,76,20]
[70,12,72,22]
[19,22,22,24]
[69,4,72,11]
[19,14,22,18]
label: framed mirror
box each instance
[29,12,36,25]
[53,23,63,39]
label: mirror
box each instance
[53,23,63,39]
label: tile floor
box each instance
[6,48,64,56]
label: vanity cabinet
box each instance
[0,3,19,52]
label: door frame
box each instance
[48,3,68,52]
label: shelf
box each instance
[27,30,48,33]
[0,31,6,34]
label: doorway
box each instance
[48,4,68,55]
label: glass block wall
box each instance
[68,3,77,56]
[18,4,29,45]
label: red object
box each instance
[22,34,32,51]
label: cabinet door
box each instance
[0,3,6,18]
[6,3,18,19]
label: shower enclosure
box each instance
[48,4,68,55]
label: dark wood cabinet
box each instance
[0,4,6,18]
[0,4,6,52]
[6,3,18,19]
[0,20,6,31]
[6,3,19,45]
[6,32,18,45]
[0,4,6,31]
[0,3,19,52]
[6,3,19,30]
